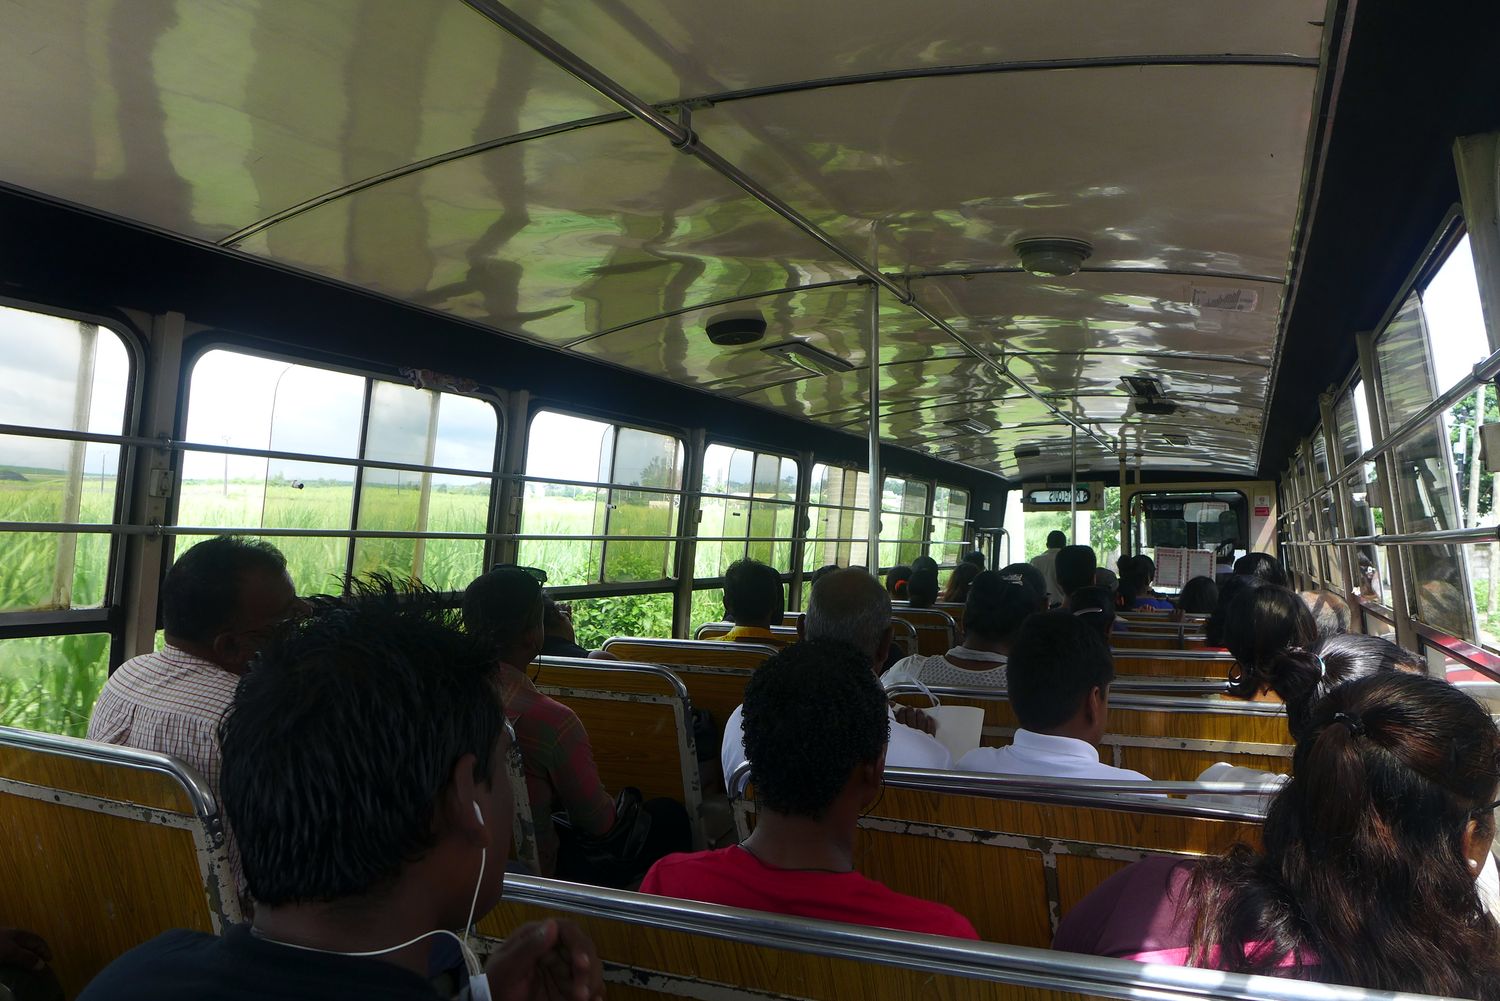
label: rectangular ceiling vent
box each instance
[944,417,993,435]
[1120,375,1164,398]
[1136,399,1179,416]
[1162,432,1190,446]
[1013,445,1043,460]
[761,340,855,374]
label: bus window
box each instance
[179,349,499,594]
[1129,490,1248,581]
[805,465,872,570]
[880,476,930,569]
[930,485,971,565]
[517,411,685,587]
[0,304,132,734]
[692,444,798,629]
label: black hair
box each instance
[907,567,940,608]
[1204,574,1266,647]
[1000,562,1048,601]
[1006,610,1115,732]
[962,551,987,569]
[1251,630,1423,737]
[1222,585,1317,699]
[1189,673,1500,996]
[885,564,912,598]
[462,567,544,655]
[220,577,504,905]
[1065,585,1118,639]
[1055,545,1097,597]
[1046,530,1067,549]
[809,564,841,585]
[742,640,889,819]
[1233,551,1288,587]
[160,536,288,644]
[723,558,784,626]
[965,570,1044,642]
[542,594,569,635]
[940,562,981,604]
[910,555,939,573]
[1177,575,1218,614]
[1299,590,1348,640]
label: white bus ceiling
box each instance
[1,0,1333,482]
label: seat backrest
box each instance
[889,606,958,654]
[694,621,799,643]
[887,686,1292,782]
[604,636,777,671]
[530,657,706,848]
[778,613,920,657]
[733,767,1265,949]
[0,726,242,996]
[502,720,541,874]
[1111,649,1235,680]
[476,874,1425,1001]
[934,601,966,632]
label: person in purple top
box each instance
[1055,672,1500,999]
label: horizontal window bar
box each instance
[1334,526,1498,546]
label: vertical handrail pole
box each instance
[1069,426,1079,541]
[867,281,882,572]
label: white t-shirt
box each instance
[721,703,953,795]
[1029,548,1062,606]
[957,728,1151,783]
[881,647,1008,690]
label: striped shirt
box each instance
[88,645,244,887]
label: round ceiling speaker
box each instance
[1015,237,1093,277]
[705,313,768,346]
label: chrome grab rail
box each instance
[531,655,692,702]
[498,873,1439,1001]
[885,684,1278,717]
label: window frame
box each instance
[172,338,506,595]
[692,440,803,585]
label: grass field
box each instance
[0,475,686,732]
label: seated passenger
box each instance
[1221,585,1318,702]
[1055,672,1500,998]
[1117,555,1174,612]
[539,594,590,658]
[1066,585,1118,639]
[465,567,688,883]
[1202,573,1266,648]
[717,558,788,644]
[722,569,951,792]
[958,611,1151,782]
[1055,545,1097,603]
[1298,589,1348,640]
[1232,551,1289,587]
[882,570,1042,689]
[906,566,940,609]
[643,640,978,939]
[1176,575,1217,614]
[809,563,841,586]
[88,536,304,886]
[80,579,603,1001]
[939,562,981,604]
[885,564,913,600]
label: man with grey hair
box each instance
[720,568,951,793]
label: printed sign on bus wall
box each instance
[1253,493,1271,517]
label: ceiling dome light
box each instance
[1015,237,1093,278]
[705,312,767,346]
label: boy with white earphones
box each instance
[81,577,605,1001]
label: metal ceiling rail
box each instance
[460,0,1113,454]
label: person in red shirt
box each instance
[641,639,979,940]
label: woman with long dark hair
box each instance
[1219,585,1317,701]
[1056,672,1500,997]
[940,561,981,604]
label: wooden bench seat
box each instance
[1112,649,1235,680]
[0,726,242,997]
[888,605,958,654]
[530,657,706,848]
[732,766,1267,949]
[775,614,921,656]
[886,686,1289,782]
[599,638,776,733]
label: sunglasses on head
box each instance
[490,563,548,584]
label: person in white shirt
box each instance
[723,568,951,793]
[881,567,1044,690]
[1028,531,1066,607]
[958,609,1150,782]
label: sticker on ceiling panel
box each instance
[1191,288,1260,312]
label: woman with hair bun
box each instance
[1056,672,1500,997]
[1219,585,1317,701]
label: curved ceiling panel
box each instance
[0,0,617,240]
[692,66,1313,277]
[232,118,861,341]
[919,271,1282,362]
[520,0,1323,103]
[570,284,965,393]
